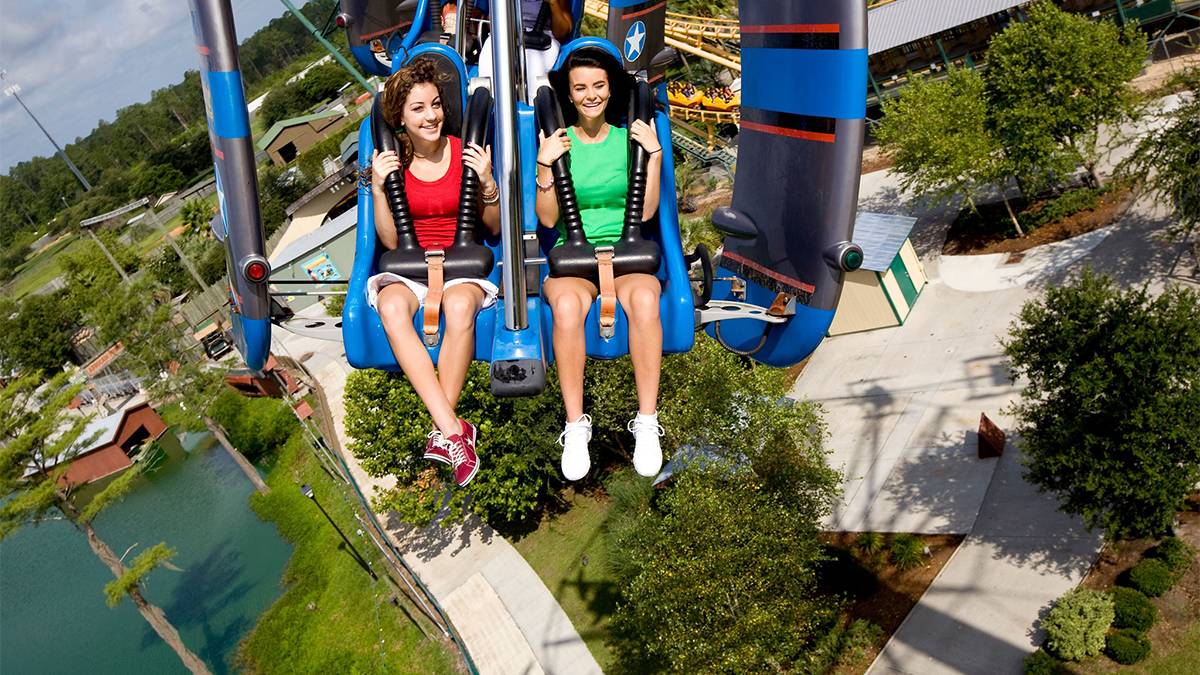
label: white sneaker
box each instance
[628,413,664,477]
[558,414,592,481]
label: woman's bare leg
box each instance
[616,273,662,415]
[437,283,485,407]
[376,284,460,435]
[544,276,599,421]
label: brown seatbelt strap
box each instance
[422,251,445,347]
[596,247,617,339]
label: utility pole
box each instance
[1,70,93,192]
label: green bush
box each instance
[1043,587,1115,661]
[807,618,883,673]
[1023,648,1067,675]
[1105,628,1151,665]
[1148,536,1195,575]
[344,365,566,528]
[208,389,300,462]
[890,533,925,571]
[1128,558,1174,598]
[1110,586,1156,632]
[1037,186,1105,226]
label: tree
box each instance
[180,199,215,238]
[1004,270,1200,539]
[0,374,212,674]
[986,1,1146,192]
[877,67,1025,234]
[0,291,82,375]
[606,452,839,671]
[1120,69,1200,274]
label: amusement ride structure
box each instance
[188,0,868,395]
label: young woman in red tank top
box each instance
[368,58,500,486]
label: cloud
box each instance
[1,0,308,172]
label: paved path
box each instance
[794,147,1192,671]
[271,326,600,675]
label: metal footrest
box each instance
[696,300,788,327]
[274,317,344,341]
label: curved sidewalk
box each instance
[274,326,601,675]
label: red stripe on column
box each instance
[741,120,836,144]
[722,251,817,294]
[622,1,666,19]
[741,24,840,34]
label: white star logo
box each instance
[625,21,646,62]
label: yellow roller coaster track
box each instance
[668,106,738,125]
[584,0,742,71]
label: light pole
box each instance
[2,69,93,192]
[300,484,378,580]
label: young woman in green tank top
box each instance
[534,51,665,483]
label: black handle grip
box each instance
[370,95,420,252]
[455,87,493,245]
[624,79,654,232]
[534,86,586,246]
[430,0,443,34]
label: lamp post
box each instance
[2,70,93,192]
[300,484,377,580]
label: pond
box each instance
[0,432,292,674]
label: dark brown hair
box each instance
[381,57,447,166]
[552,49,630,127]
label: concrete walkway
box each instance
[271,326,600,675]
[792,151,1194,672]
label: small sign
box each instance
[303,251,341,282]
[978,413,1005,458]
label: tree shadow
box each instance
[383,510,494,564]
[1032,195,1186,290]
[141,539,253,675]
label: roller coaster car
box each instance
[343,44,504,366]
[701,86,739,113]
[667,81,703,109]
[539,39,700,357]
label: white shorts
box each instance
[366,272,499,312]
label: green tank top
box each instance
[557,126,628,247]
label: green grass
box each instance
[3,235,88,300]
[236,432,458,674]
[511,491,619,669]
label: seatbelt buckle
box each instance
[425,250,446,263]
[595,247,617,339]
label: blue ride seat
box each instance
[536,38,694,362]
[343,43,503,370]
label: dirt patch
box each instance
[1071,493,1200,673]
[942,186,1135,256]
[862,144,895,174]
[819,532,965,671]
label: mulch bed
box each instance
[942,185,1136,256]
[819,532,965,672]
[1071,492,1200,673]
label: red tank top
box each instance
[406,135,462,250]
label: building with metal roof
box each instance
[829,212,928,336]
[868,0,1030,55]
[256,107,351,166]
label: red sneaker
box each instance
[446,419,479,486]
[424,430,451,465]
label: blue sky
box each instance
[0,0,312,174]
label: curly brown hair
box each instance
[381,57,448,166]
